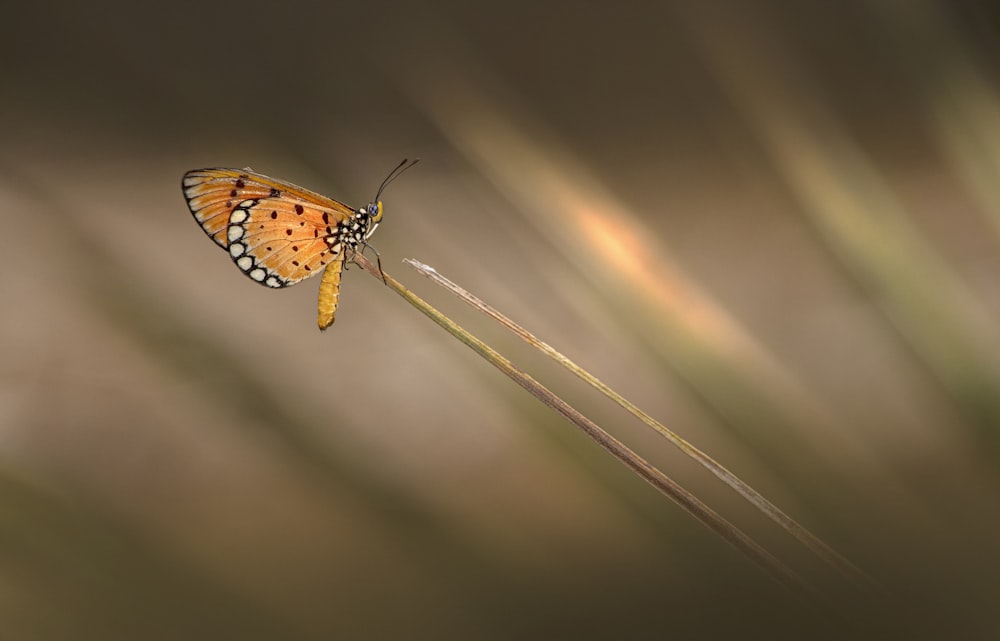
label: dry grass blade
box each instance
[403,258,877,593]
[349,252,822,602]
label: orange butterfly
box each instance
[182,162,414,330]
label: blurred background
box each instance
[3,0,1000,638]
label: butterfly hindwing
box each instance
[228,197,348,287]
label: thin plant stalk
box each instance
[349,253,821,602]
[403,259,876,593]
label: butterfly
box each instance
[182,161,415,330]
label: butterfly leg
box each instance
[317,256,345,331]
[360,241,388,285]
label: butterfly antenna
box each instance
[375,158,420,202]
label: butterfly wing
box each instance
[182,168,356,288]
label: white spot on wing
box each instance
[237,256,253,270]
[227,226,244,242]
[265,277,282,288]
[229,243,246,258]
[230,209,248,224]
[250,268,266,282]
[238,199,256,208]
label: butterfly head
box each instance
[365,200,384,224]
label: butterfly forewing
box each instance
[183,168,357,288]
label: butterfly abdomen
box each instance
[317,259,345,330]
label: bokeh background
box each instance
[3,0,1000,638]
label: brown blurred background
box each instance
[3,0,1000,638]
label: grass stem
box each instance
[402,258,876,594]
[351,253,822,602]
